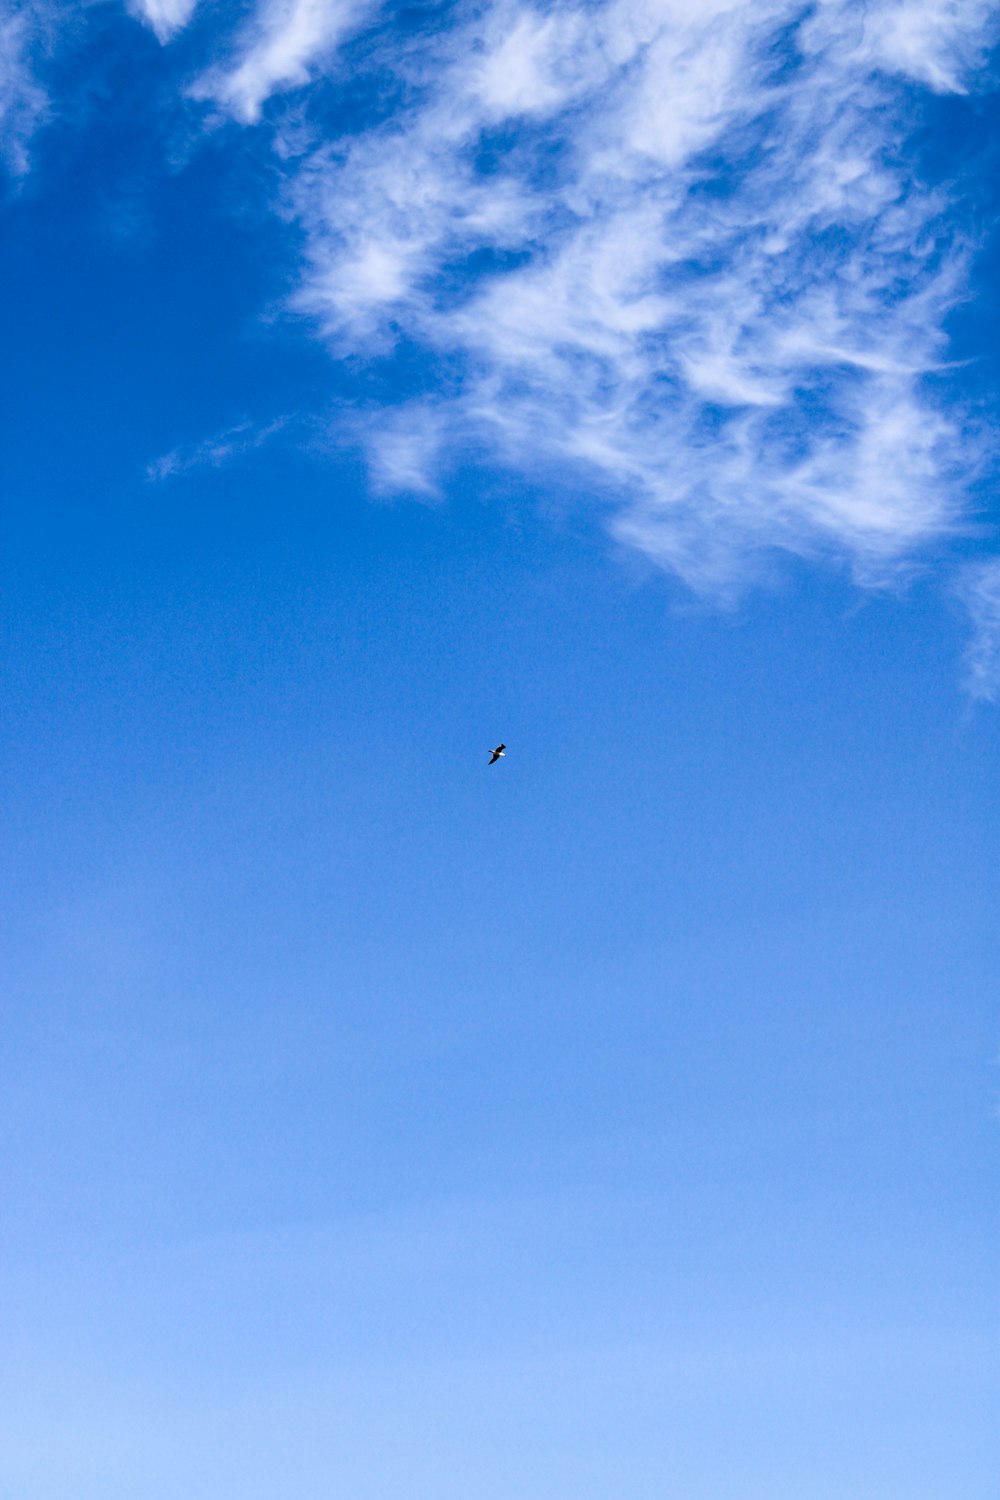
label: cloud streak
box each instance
[146,417,288,481]
[0,3,51,175]
[959,558,1000,700]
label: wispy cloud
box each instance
[146,417,288,481]
[360,403,447,498]
[189,0,375,122]
[958,558,1000,700]
[234,0,996,593]
[10,0,999,654]
[851,0,998,93]
[127,0,200,45]
[0,3,51,175]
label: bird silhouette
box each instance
[488,743,506,764]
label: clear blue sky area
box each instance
[2,3,998,1496]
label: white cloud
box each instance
[844,0,999,94]
[190,0,374,122]
[146,417,288,481]
[363,405,446,498]
[959,559,1000,701]
[4,0,996,680]
[0,5,50,175]
[127,0,199,44]
[267,0,995,593]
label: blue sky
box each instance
[2,1,999,1496]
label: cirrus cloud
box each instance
[249,0,999,593]
[8,0,1000,677]
[958,557,1000,700]
[0,3,52,175]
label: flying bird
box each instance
[488,743,506,764]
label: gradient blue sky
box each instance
[2,2,999,1496]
